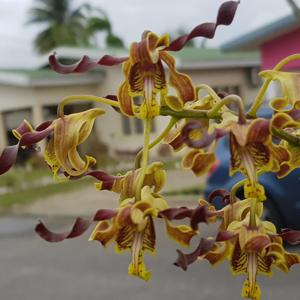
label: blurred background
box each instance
[0,0,300,299]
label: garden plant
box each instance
[1,1,300,299]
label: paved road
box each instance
[0,216,300,300]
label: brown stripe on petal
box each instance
[231,242,248,275]
[118,81,134,116]
[128,62,144,95]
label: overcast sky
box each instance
[0,0,299,68]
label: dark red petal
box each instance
[86,170,121,190]
[190,205,210,230]
[166,1,239,51]
[174,238,215,270]
[19,126,53,147]
[0,144,19,175]
[182,121,216,149]
[216,230,236,241]
[49,53,128,74]
[208,189,231,205]
[35,209,117,242]
[159,207,193,220]
[168,133,186,151]
[280,229,300,245]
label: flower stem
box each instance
[272,127,300,146]
[135,118,152,201]
[196,84,221,102]
[249,198,257,228]
[134,117,178,169]
[247,53,300,118]
[160,106,221,120]
[58,95,120,117]
[230,179,247,204]
[207,94,246,123]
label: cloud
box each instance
[0,0,295,68]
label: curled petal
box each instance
[174,238,215,270]
[159,207,193,220]
[49,53,128,74]
[160,51,195,109]
[190,205,212,230]
[280,229,300,245]
[260,70,300,111]
[87,170,121,190]
[0,121,53,175]
[182,121,216,148]
[208,189,231,205]
[166,1,239,51]
[35,209,117,242]
[165,220,197,247]
[182,149,216,176]
[0,145,19,175]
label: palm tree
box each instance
[28,0,92,53]
[28,0,124,54]
[85,8,124,48]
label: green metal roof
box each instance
[174,47,259,62]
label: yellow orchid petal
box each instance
[182,149,216,176]
[260,70,300,111]
[43,137,64,181]
[89,221,118,247]
[140,186,169,213]
[128,218,156,281]
[201,242,232,266]
[160,51,195,108]
[241,278,261,300]
[164,220,197,247]
[51,108,104,177]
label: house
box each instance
[0,47,260,156]
[222,14,300,70]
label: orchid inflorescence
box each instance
[2,1,300,299]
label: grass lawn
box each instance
[0,168,93,209]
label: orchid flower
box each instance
[173,190,300,300]
[36,162,197,281]
[260,70,300,112]
[0,108,104,179]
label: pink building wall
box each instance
[261,28,300,70]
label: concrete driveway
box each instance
[0,216,299,300]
